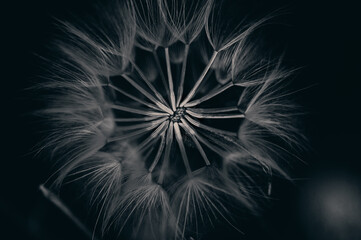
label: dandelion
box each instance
[35,0,304,239]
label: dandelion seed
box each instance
[34,0,305,239]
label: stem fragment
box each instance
[179,122,210,166]
[39,185,97,240]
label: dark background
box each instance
[2,0,361,239]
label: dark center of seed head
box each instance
[169,107,186,122]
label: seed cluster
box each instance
[169,107,186,122]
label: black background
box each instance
[2,0,361,239]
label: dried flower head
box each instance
[35,0,304,239]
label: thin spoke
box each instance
[152,50,169,98]
[176,44,190,106]
[129,59,169,106]
[180,51,218,107]
[184,115,237,137]
[137,120,168,150]
[114,116,162,122]
[189,106,239,114]
[39,185,97,240]
[116,117,167,132]
[142,144,157,164]
[245,80,268,113]
[110,104,168,116]
[174,123,192,176]
[243,63,276,112]
[121,74,173,114]
[180,118,226,157]
[185,81,233,107]
[187,110,245,119]
[107,121,163,143]
[64,165,109,184]
[201,131,239,153]
[148,131,167,173]
[158,122,174,184]
[165,47,176,110]
[109,84,159,111]
[107,129,146,143]
[179,122,210,166]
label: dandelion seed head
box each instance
[35,0,305,239]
